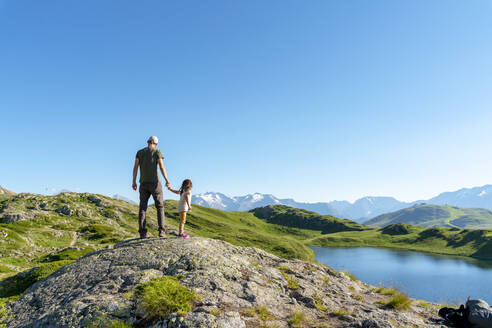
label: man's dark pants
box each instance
[138,181,165,235]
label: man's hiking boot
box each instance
[139,231,148,239]
[158,229,166,238]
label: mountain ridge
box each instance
[365,203,492,230]
[193,184,492,222]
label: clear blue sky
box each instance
[1,0,491,203]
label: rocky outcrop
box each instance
[0,186,16,195]
[380,224,410,235]
[5,237,443,328]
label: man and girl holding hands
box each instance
[132,136,192,239]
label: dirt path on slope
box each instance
[69,231,78,247]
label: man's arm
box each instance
[132,158,139,190]
[158,158,170,187]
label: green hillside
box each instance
[0,194,297,277]
[365,203,492,229]
[1,192,492,305]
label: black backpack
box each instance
[466,299,492,328]
[439,305,471,328]
[439,299,492,328]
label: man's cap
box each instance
[147,136,159,144]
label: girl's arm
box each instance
[167,187,180,195]
[186,192,192,210]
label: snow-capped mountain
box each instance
[192,193,408,222]
[338,196,409,220]
[112,194,138,204]
[192,185,492,222]
[192,192,282,211]
[427,185,492,209]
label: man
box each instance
[132,136,170,238]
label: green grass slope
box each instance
[365,204,492,229]
[0,193,328,278]
[307,223,492,259]
[1,192,491,305]
[250,205,365,233]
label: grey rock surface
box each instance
[5,237,444,328]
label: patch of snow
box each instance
[252,194,264,201]
[478,191,487,197]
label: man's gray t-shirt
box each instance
[136,147,164,183]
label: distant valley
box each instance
[193,184,492,222]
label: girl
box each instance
[168,179,192,238]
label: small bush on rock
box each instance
[278,268,300,290]
[288,310,306,328]
[384,293,412,310]
[342,271,357,282]
[332,308,351,316]
[134,276,197,320]
[375,287,398,296]
[242,306,274,321]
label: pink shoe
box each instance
[179,233,189,238]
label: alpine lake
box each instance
[312,246,492,305]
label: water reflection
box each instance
[312,246,492,304]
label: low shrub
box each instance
[332,308,351,316]
[352,294,363,301]
[288,310,306,328]
[278,268,300,290]
[375,287,398,296]
[313,294,329,312]
[134,276,197,321]
[242,306,274,321]
[209,308,222,316]
[342,271,357,282]
[384,293,412,310]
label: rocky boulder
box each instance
[5,237,443,328]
